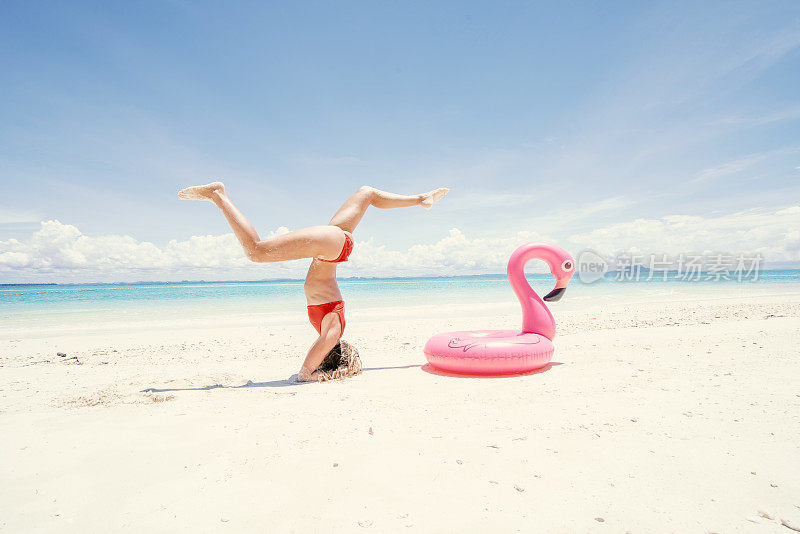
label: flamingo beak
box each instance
[543,276,571,302]
[543,287,565,302]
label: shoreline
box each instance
[4,283,800,337]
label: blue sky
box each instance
[1,1,800,282]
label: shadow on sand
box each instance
[140,363,423,393]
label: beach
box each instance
[5,0,800,531]
[2,281,800,532]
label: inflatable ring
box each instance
[424,329,553,375]
[423,243,574,375]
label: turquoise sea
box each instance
[3,270,800,333]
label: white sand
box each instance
[2,290,800,532]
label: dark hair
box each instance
[318,342,343,372]
[314,340,362,381]
[319,340,362,373]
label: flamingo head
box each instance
[542,248,575,302]
[507,242,576,304]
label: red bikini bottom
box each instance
[317,232,354,263]
[307,300,345,337]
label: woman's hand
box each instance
[297,366,320,382]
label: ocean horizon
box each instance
[4,267,800,286]
[3,269,800,334]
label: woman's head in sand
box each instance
[303,339,362,381]
[319,340,359,372]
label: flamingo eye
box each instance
[562,260,573,271]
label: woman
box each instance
[178,182,448,381]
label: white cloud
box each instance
[343,228,552,276]
[445,191,537,211]
[447,192,631,223]
[0,221,552,282]
[692,155,765,183]
[0,221,297,282]
[3,205,799,283]
[0,207,42,225]
[714,106,800,127]
[568,205,800,259]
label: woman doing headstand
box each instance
[178,182,448,381]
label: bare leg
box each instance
[328,186,449,233]
[179,181,261,253]
[179,182,342,262]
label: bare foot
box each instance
[178,181,225,201]
[420,187,449,209]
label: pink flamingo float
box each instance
[424,243,575,375]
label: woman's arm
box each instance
[297,313,342,382]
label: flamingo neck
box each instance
[506,245,557,340]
